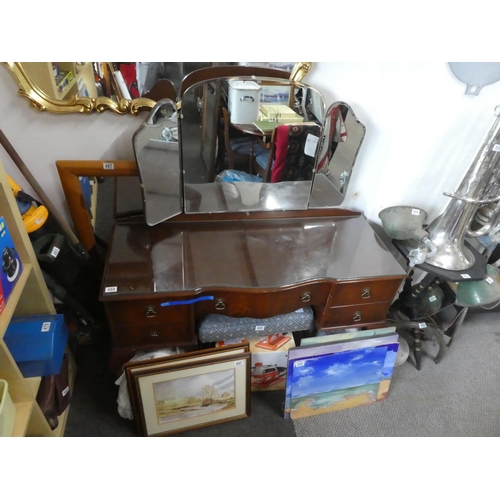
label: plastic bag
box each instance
[215,169,263,183]
[115,348,183,419]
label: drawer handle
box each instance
[145,305,157,318]
[301,291,312,303]
[353,311,362,322]
[361,287,371,299]
[149,331,159,337]
[215,298,226,311]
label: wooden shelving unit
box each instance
[0,160,76,437]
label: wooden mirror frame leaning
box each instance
[56,160,139,259]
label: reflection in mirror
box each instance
[19,62,99,101]
[4,62,215,115]
[132,98,182,225]
[179,76,326,214]
[309,102,366,208]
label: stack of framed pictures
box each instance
[124,344,251,436]
[284,327,399,420]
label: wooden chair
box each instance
[142,79,178,102]
[220,107,255,172]
[251,128,276,182]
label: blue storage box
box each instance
[4,314,68,377]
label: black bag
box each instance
[36,354,71,429]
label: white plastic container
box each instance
[0,379,16,437]
[228,80,261,124]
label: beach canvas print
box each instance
[284,334,399,419]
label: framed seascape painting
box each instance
[125,347,251,436]
[260,85,292,104]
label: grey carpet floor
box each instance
[293,307,500,437]
[65,306,500,437]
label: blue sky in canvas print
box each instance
[290,345,396,398]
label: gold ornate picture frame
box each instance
[4,62,156,115]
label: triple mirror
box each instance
[133,71,366,225]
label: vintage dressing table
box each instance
[56,67,407,374]
[101,212,406,372]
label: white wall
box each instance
[1,62,499,231]
[307,62,500,225]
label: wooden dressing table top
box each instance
[101,214,406,300]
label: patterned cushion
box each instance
[198,307,314,342]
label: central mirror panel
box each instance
[180,76,327,214]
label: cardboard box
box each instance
[259,104,304,123]
[217,332,296,391]
[0,217,23,312]
[4,314,69,377]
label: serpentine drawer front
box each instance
[194,282,332,318]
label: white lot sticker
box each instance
[418,322,427,329]
[461,274,471,279]
[105,286,118,293]
[411,208,420,215]
[41,322,51,332]
[486,276,494,284]
[51,247,60,258]
[103,162,114,170]
[304,134,319,157]
[62,386,69,397]
[255,325,265,331]
[235,360,243,366]
[429,295,437,302]
[294,360,305,368]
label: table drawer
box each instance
[195,282,331,318]
[328,278,402,307]
[321,302,392,329]
[112,322,196,347]
[105,299,192,326]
